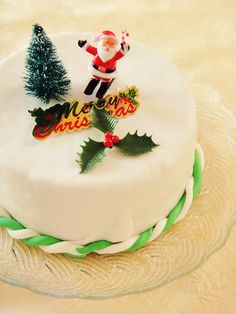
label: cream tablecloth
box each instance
[0,1,235,313]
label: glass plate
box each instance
[0,101,235,299]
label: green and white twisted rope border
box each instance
[0,144,204,258]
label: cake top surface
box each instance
[0,32,196,183]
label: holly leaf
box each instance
[77,138,106,173]
[116,131,159,155]
[90,106,118,133]
[119,86,139,107]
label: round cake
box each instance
[0,32,203,257]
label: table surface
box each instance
[0,0,235,313]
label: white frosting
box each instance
[0,33,197,244]
[0,140,205,256]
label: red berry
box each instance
[112,135,120,144]
[103,139,113,148]
[105,132,113,139]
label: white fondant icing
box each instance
[40,241,80,255]
[96,236,139,254]
[175,178,194,223]
[0,141,205,256]
[0,33,197,245]
[7,228,39,239]
[0,206,11,218]
[196,142,205,169]
[149,218,168,242]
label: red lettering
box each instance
[127,104,137,113]
[81,116,90,127]
[63,121,74,131]
[115,107,125,117]
[54,123,67,133]
[33,125,54,140]
[74,117,90,130]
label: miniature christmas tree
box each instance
[24,24,71,104]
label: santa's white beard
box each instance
[97,45,117,62]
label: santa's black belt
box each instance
[92,64,116,73]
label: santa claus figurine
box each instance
[78,30,130,99]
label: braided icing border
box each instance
[0,144,204,258]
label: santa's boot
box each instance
[84,78,100,95]
[96,81,112,99]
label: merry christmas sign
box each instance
[29,86,139,140]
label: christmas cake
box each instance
[0,26,203,258]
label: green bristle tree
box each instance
[24,24,71,104]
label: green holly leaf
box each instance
[119,86,139,106]
[116,131,159,155]
[77,138,106,173]
[90,106,118,133]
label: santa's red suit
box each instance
[84,43,127,82]
[78,30,130,98]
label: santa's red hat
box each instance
[94,30,117,42]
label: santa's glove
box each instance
[121,43,130,53]
[78,40,87,48]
